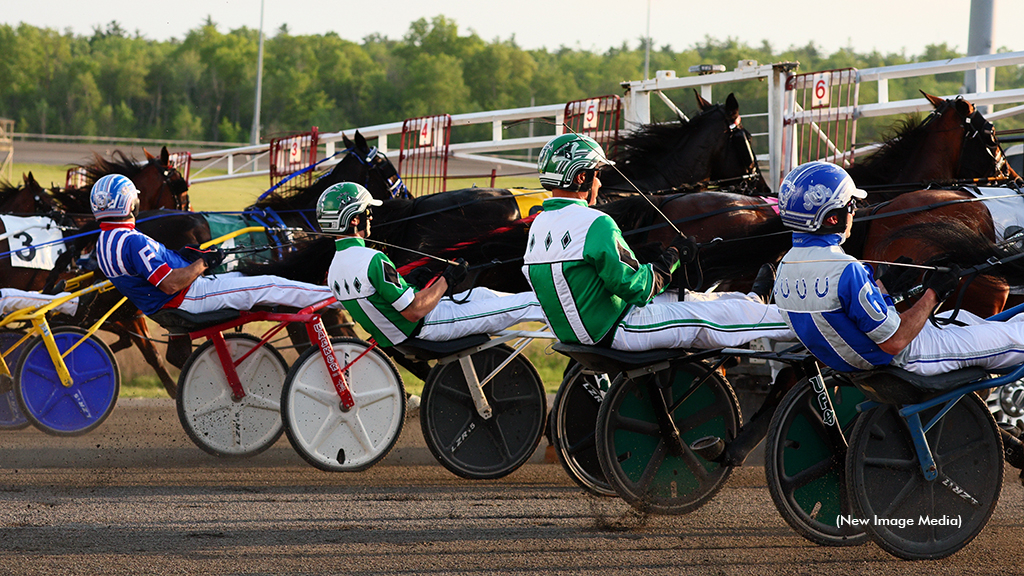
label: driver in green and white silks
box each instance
[318,183,546,346]
[524,133,795,350]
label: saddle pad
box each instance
[509,188,551,218]
[204,213,272,272]
[0,215,65,270]
[969,186,1024,243]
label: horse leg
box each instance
[127,315,178,398]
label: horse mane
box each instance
[0,180,23,206]
[879,220,1024,288]
[80,150,146,183]
[608,110,723,179]
[847,114,930,186]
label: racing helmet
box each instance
[90,174,140,220]
[778,161,867,233]
[537,133,614,191]
[316,182,383,233]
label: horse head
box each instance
[142,146,191,211]
[601,92,763,194]
[333,131,409,201]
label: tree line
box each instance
[2,15,1022,150]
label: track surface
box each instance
[2,399,1024,575]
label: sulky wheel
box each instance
[846,394,1002,560]
[15,326,119,436]
[986,381,1024,435]
[176,333,288,457]
[764,376,868,546]
[0,330,30,430]
[282,338,405,472]
[594,360,741,515]
[420,343,546,480]
[550,363,615,496]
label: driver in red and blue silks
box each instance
[91,174,337,316]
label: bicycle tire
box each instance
[551,363,615,496]
[847,395,1002,560]
[764,376,868,546]
[420,343,546,480]
[282,337,405,472]
[595,359,741,515]
[176,333,288,457]
[0,330,29,430]
[15,326,119,436]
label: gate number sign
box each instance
[582,99,600,130]
[418,118,433,147]
[811,74,830,109]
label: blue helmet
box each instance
[90,174,140,220]
[778,161,866,232]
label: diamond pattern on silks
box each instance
[353,277,362,293]
[344,280,351,295]
[544,232,553,250]
[528,235,536,252]
[561,231,571,249]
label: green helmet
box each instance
[316,182,383,233]
[537,133,614,191]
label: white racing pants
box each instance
[610,292,796,351]
[894,309,1024,376]
[175,272,336,315]
[0,289,78,317]
[416,288,546,341]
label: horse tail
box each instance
[237,237,336,285]
[690,216,792,287]
[879,221,1024,287]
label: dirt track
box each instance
[3,398,1024,575]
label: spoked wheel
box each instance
[0,330,30,430]
[421,344,546,480]
[282,338,405,472]
[177,334,288,457]
[764,377,868,546]
[550,363,615,496]
[15,326,119,436]
[847,394,1002,560]
[986,381,1024,434]
[595,360,741,515]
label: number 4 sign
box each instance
[811,74,830,109]
[418,118,433,147]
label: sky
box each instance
[3,0,1022,57]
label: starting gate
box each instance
[168,151,192,184]
[399,114,451,197]
[269,127,319,189]
[784,68,859,171]
[563,95,622,159]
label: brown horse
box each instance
[0,147,191,396]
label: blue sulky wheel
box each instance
[0,330,30,430]
[15,326,119,436]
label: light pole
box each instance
[644,0,651,80]
[250,0,265,146]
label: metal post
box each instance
[644,0,651,80]
[966,0,996,114]
[250,0,266,147]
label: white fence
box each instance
[190,51,1024,193]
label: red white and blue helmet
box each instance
[778,161,866,232]
[90,174,140,220]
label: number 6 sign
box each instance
[811,74,830,109]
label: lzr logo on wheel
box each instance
[811,377,835,426]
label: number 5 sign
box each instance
[811,74,830,109]
[582,99,600,129]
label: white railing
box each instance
[190,51,1024,193]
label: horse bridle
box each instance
[151,159,191,211]
[924,96,1010,180]
[346,146,410,199]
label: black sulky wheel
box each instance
[594,360,741,515]
[846,393,1002,560]
[550,363,616,496]
[764,376,869,546]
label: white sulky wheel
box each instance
[176,333,288,457]
[281,337,405,472]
